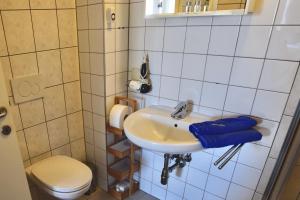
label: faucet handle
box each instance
[174,101,187,110]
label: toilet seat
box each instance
[26,155,92,199]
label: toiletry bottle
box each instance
[203,0,209,11]
[194,0,201,13]
[185,0,193,13]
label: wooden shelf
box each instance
[107,124,124,137]
[108,180,139,200]
[107,139,139,159]
[108,157,139,181]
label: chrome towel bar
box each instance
[214,143,244,170]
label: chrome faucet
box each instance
[171,101,191,119]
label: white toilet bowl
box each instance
[26,155,92,200]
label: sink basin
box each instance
[124,106,213,153]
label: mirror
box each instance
[145,0,254,18]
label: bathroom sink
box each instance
[124,106,213,153]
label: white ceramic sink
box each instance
[124,106,213,153]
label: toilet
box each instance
[26,155,92,200]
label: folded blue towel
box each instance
[189,116,257,136]
[192,129,262,148]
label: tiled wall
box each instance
[76,0,129,190]
[0,0,86,167]
[128,0,300,199]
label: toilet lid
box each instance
[31,155,92,193]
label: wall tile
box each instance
[164,26,186,52]
[181,54,206,80]
[32,10,59,51]
[210,157,235,181]
[184,184,204,200]
[83,111,93,129]
[25,123,50,157]
[285,68,300,116]
[105,53,116,75]
[92,114,105,133]
[145,27,164,51]
[160,76,180,100]
[91,75,105,96]
[90,53,104,75]
[151,184,166,200]
[230,57,264,88]
[129,27,145,50]
[92,95,105,116]
[1,59,12,96]
[204,55,233,84]
[80,73,91,93]
[64,81,82,114]
[0,0,29,9]
[185,26,211,54]
[47,116,69,149]
[44,85,66,120]
[106,74,116,96]
[251,90,288,121]
[19,99,45,128]
[56,0,76,8]
[0,15,7,56]
[89,30,104,53]
[77,6,89,30]
[116,51,128,73]
[226,183,254,200]
[267,26,300,61]
[206,175,230,198]
[10,53,38,78]
[57,10,78,47]
[186,167,208,190]
[37,50,62,87]
[82,92,92,112]
[232,163,261,189]
[30,0,56,9]
[254,119,279,147]
[168,177,185,197]
[2,11,35,54]
[224,86,256,114]
[238,143,270,170]
[68,111,84,141]
[61,45,80,75]
[129,2,145,27]
[116,29,129,51]
[179,79,202,105]
[52,144,71,157]
[275,0,300,25]
[258,60,298,93]
[203,192,223,200]
[236,26,272,58]
[189,151,212,173]
[88,4,103,29]
[201,82,227,110]
[78,30,89,52]
[16,130,29,161]
[116,3,129,27]
[256,157,276,194]
[104,29,116,53]
[162,52,183,77]
[71,138,86,161]
[208,26,239,56]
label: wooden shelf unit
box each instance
[107,96,140,200]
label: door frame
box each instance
[264,101,300,199]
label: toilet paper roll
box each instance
[109,104,130,129]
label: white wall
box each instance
[128,0,300,199]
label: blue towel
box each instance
[192,129,262,148]
[189,116,257,136]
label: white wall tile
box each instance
[160,76,180,100]
[206,175,230,198]
[270,115,292,158]
[208,26,239,56]
[166,192,181,200]
[226,183,254,200]
[275,0,300,25]
[251,90,288,121]
[201,82,227,110]
[129,27,145,50]
[256,157,276,194]
[141,149,154,167]
[165,18,187,26]
[186,167,208,190]
[116,3,129,27]
[151,184,166,200]
[88,4,103,29]
[164,26,186,52]
[238,143,270,170]
[187,17,212,26]
[185,26,211,54]
[162,52,183,77]
[145,27,164,51]
[203,192,223,200]
[210,157,235,181]
[267,26,300,61]
[179,79,202,105]
[232,163,261,189]
[129,1,145,27]
[213,16,241,25]
[204,55,233,84]
[140,164,153,181]
[182,54,206,80]
[148,51,162,74]
[116,28,128,51]
[91,75,105,96]
[224,86,256,114]
[254,119,279,147]
[258,60,298,93]
[168,177,185,197]
[230,57,264,88]
[184,184,204,200]
[236,26,272,58]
